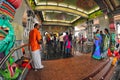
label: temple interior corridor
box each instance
[0,0,120,80]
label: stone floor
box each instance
[41,42,92,60]
[26,54,105,80]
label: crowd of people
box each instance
[44,32,73,58]
[28,23,74,71]
[28,23,120,72]
[92,28,120,61]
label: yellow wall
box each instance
[12,22,24,40]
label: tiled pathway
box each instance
[26,54,104,80]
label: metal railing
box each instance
[0,43,32,80]
[18,59,32,80]
[0,44,29,68]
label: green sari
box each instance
[101,34,110,58]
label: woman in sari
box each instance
[101,28,110,59]
[92,29,102,60]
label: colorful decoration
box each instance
[7,0,22,9]
[110,33,116,52]
[0,1,15,19]
[0,0,22,79]
[112,50,120,66]
[29,0,35,9]
[107,48,112,57]
[112,57,118,66]
[114,50,119,56]
[0,67,21,80]
[0,56,22,79]
[109,23,115,30]
[89,10,103,19]
[34,0,98,11]
[21,59,32,70]
[77,0,98,11]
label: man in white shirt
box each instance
[59,33,64,52]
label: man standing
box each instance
[59,33,64,52]
[29,23,44,71]
[100,31,104,54]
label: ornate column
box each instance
[24,10,34,39]
[86,20,94,41]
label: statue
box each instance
[0,0,22,79]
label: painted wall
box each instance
[12,22,24,40]
[99,15,109,30]
[13,0,27,26]
[42,26,69,33]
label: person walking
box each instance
[29,23,44,71]
[92,29,102,60]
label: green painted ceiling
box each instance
[35,0,98,12]
[28,0,102,26]
[42,11,80,23]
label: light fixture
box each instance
[42,11,46,20]
[45,10,53,12]
[36,2,47,5]
[58,3,68,7]
[104,14,108,19]
[43,22,72,26]
[68,5,76,9]
[34,0,100,16]
[54,11,62,13]
[77,8,83,12]
[71,16,80,23]
[47,2,57,6]
[88,7,100,14]
[45,19,71,23]
[67,13,74,15]
[34,0,38,4]
[35,6,88,17]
